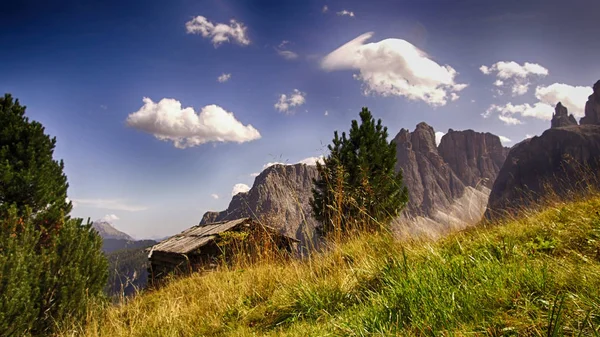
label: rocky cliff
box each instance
[486,125,600,218]
[438,129,507,188]
[200,163,319,247]
[92,220,134,241]
[551,102,577,128]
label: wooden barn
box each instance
[147,218,298,283]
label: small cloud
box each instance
[250,172,260,177]
[324,110,329,116]
[498,114,523,125]
[263,161,286,169]
[211,194,219,199]
[435,131,445,146]
[298,155,324,166]
[101,214,119,222]
[274,89,306,114]
[450,93,459,101]
[231,183,250,196]
[185,15,250,47]
[479,65,490,74]
[337,10,355,17]
[498,136,512,145]
[276,40,299,60]
[525,134,534,139]
[100,105,108,110]
[322,5,329,13]
[217,73,231,83]
[471,99,476,103]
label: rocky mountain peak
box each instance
[551,102,577,128]
[92,220,133,241]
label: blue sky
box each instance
[1,0,599,239]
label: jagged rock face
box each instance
[438,129,507,188]
[393,122,465,216]
[92,220,133,241]
[486,125,600,218]
[200,164,319,247]
[551,102,578,128]
[581,92,600,126]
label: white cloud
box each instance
[480,61,548,96]
[321,32,467,107]
[498,114,523,125]
[217,73,231,83]
[525,134,535,139]
[250,172,260,177]
[337,10,355,17]
[435,131,445,146]
[263,161,286,169]
[185,15,250,47]
[484,82,592,124]
[471,99,476,103]
[101,214,119,222]
[535,83,591,117]
[211,194,219,199]
[324,110,329,116]
[126,97,261,149]
[276,41,298,60]
[231,183,250,196]
[298,156,325,166]
[274,89,306,113]
[450,93,459,101]
[71,199,147,212]
[322,5,329,13]
[498,136,512,145]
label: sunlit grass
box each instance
[61,193,600,336]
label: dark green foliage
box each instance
[0,94,108,336]
[311,107,408,236]
[106,242,155,298]
[0,93,71,226]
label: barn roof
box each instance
[148,218,297,256]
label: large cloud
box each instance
[274,89,306,113]
[484,83,592,125]
[321,32,467,106]
[480,61,548,96]
[185,16,250,47]
[127,98,261,149]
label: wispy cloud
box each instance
[71,198,148,212]
[211,194,219,199]
[480,61,548,96]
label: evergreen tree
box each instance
[311,108,408,236]
[0,94,107,336]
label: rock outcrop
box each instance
[551,102,577,128]
[438,129,507,188]
[580,81,600,125]
[200,163,319,248]
[393,123,465,216]
[485,125,600,218]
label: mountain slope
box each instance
[69,193,600,336]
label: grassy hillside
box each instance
[63,195,600,336]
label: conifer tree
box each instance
[0,93,107,336]
[311,107,408,236]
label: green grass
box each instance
[61,195,600,336]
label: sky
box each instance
[1,0,599,239]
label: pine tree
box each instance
[0,93,107,336]
[311,108,408,236]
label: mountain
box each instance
[92,220,134,241]
[486,124,600,219]
[200,163,319,249]
[202,122,509,244]
[102,238,156,254]
[391,123,508,239]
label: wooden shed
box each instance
[147,218,298,283]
